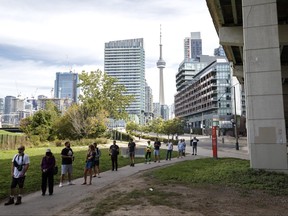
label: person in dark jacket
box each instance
[109,140,119,171]
[41,149,56,196]
[191,137,199,155]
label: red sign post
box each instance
[212,126,218,159]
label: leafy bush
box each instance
[54,140,62,147]
[29,135,41,147]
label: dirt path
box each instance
[58,170,288,216]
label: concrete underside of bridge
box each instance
[207,0,288,172]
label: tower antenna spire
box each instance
[160,24,162,45]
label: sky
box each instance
[0,0,219,105]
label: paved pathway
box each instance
[0,137,249,216]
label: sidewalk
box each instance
[0,139,249,216]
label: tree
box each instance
[126,121,139,134]
[162,118,184,140]
[20,101,60,141]
[78,69,134,120]
[148,118,164,136]
[55,104,108,140]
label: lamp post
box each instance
[189,123,192,141]
[233,86,239,150]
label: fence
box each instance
[120,147,146,158]
[0,134,29,150]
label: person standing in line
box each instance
[154,138,161,163]
[182,139,186,157]
[145,140,153,164]
[40,149,56,196]
[191,137,199,155]
[59,141,75,187]
[128,138,136,167]
[109,140,119,171]
[93,142,101,178]
[82,144,96,185]
[4,145,30,206]
[166,140,173,160]
[177,139,183,158]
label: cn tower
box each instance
[156,25,166,106]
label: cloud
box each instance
[0,0,219,106]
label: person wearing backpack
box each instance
[4,145,30,206]
[93,142,102,178]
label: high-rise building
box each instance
[3,96,24,126]
[214,45,226,57]
[184,32,202,60]
[4,96,16,122]
[153,102,161,119]
[176,55,216,92]
[0,98,3,114]
[144,82,153,123]
[161,104,169,120]
[104,38,145,124]
[54,72,79,103]
[175,57,233,133]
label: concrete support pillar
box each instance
[242,0,288,171]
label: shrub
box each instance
[29,135,41,147]
[55,140,62,147]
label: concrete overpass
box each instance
[206,0,288,172]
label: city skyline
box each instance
[0,0,219,105]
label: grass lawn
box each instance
[147,158,288,195]
[0,130,23,135]
[91,158,288,216]
[0,145,178,201]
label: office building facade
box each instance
[0,98,3,114]
[175,57,233,133]
[184,32,202,60]
[176,55,216,92]
[54,72,79,103]
[104,38,145,124]
[144,82,153,123]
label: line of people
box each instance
[4,141,102,206]
[4,137,199,206]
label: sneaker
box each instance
[4,197,14,206]
[59,183,63,187]
[68,181,75,185]
[98,175,101,178]
[15,196,21,205]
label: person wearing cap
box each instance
[4,145,30,206]
[40,149,56,196]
